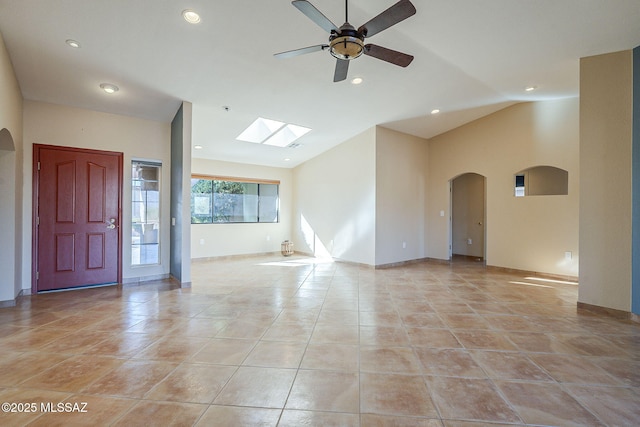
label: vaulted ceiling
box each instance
[1,0,639,167]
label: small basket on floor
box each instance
[281,240,294,257]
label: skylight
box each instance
[236,117,311,147]
[263,124,311,147]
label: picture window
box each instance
[191,175,279,224]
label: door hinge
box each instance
[36,271,39,280]
[36,216,39,226]
[37,161,41,171]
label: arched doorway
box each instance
[0,128,17,304]
[450,173,486,261]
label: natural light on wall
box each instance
[237,117,311,147]
[301,214,332,259]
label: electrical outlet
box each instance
[565,251,572,260]
[402,241,407,249]
[467,238,472,245]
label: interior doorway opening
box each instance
[450,173,486,262]
[0,128,17,304]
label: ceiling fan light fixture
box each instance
[329,35,364,60]
[275,1,416,81]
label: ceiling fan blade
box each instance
[334,59,349,82]
[292,0,339,33]
[358,0,416,38]
[364,44,413,67]
[274,44,329,59]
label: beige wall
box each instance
[428,99,580,277]
[22,101,172,287]
[291,100,579,275]
[191,127,426,266]
[293,128,376,265]
[190,158,293,258]
[375,126,429,265]
[579,50,633,311]
[0,30,23,303]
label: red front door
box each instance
[34,145,122,292]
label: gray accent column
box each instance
[170,102,192,285]
[633,46,640,315]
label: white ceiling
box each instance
[1,0,639,168]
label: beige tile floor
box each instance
[0,255,639,426]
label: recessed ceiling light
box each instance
[525,86,537,92]
[99,83,119,94]
[351,77,363,85]
[284,158,291,162]
[194,145,203,150]
[182,9,201,24]
[431,109,440,115]
[65,39,81,48]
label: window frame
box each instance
[190,174,280,224]
[131,161,162,266]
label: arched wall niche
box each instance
[0,127,15,152]
[514,165,568,196]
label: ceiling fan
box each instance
[275,0,416,82]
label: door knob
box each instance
[106,219,117,229]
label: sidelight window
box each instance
[132,161,161,265]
